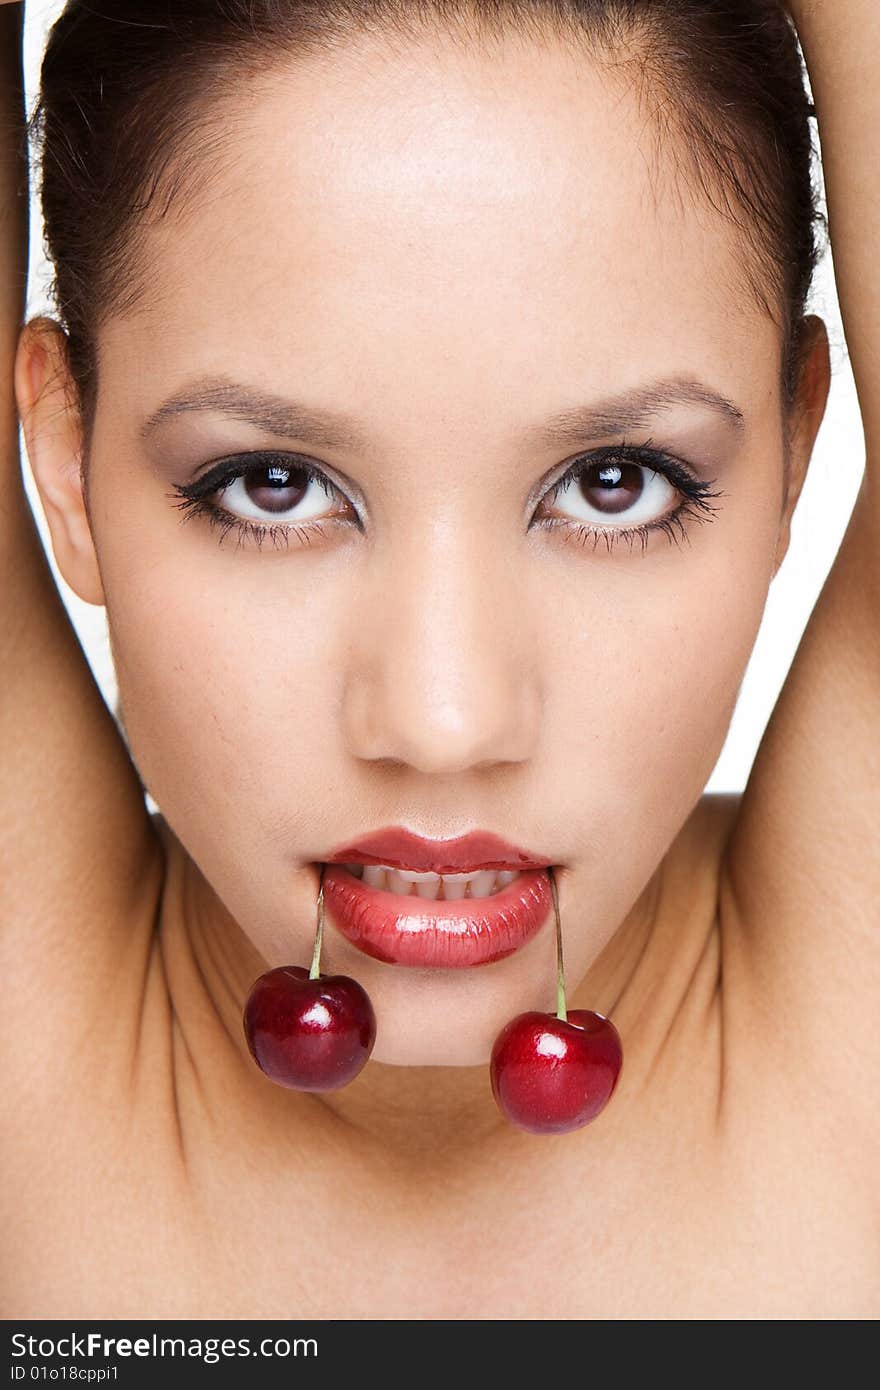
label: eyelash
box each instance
[168,443,724,556]
[169,455,351,553]
[535,442,724,555]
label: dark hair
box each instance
[27,0,824,453]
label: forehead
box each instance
[102,30,778,435]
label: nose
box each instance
[341,526,542,775]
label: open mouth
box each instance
[319,862,554,968]
[339,862,522,900]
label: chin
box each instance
[357,964,557,1067]
[370,1026,490,1068]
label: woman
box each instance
[1,0,876,1319]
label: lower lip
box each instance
[320,864,554,968]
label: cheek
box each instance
[103,555,339,874]
[544,499,779,839]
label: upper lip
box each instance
[323,826,553,874]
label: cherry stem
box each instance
[548,865,567,1022]
[310,864,327,980]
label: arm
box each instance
[0,5,161,1091]
[720,1,879,1127]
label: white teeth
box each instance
[468,870,498,899]
[416,877,442,899]
[388,869,416,896]
[441,878,468,900]
[344,862,522,899]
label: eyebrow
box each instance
[139,373,745,451]
[139,377,370,452]
[526,377,746,447]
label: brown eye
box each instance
[541,456,678,529]
[214,458,350,526]
[240,463,312,515]
[577,460,647,515]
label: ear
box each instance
[772,314,831,578]
[14,316,106,606]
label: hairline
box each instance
[83,4,799,441]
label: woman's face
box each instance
[51,32,809,1065]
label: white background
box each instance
[17,0,866,794]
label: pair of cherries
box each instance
[242,866,623,1135]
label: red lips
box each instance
[320,864,554,968]
[319,826,556,968]
[324,826,552,874]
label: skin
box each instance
[2,6,877,1317]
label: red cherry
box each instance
[490,1009,622,1135]
[243,965,376,1091]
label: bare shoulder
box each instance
[715,483,879,1142]
[672,790,877,1269]
[0,789,166,1119]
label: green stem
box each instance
[309,864,326,980]
[549,865,567,1022]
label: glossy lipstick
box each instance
[320,827,555,968]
